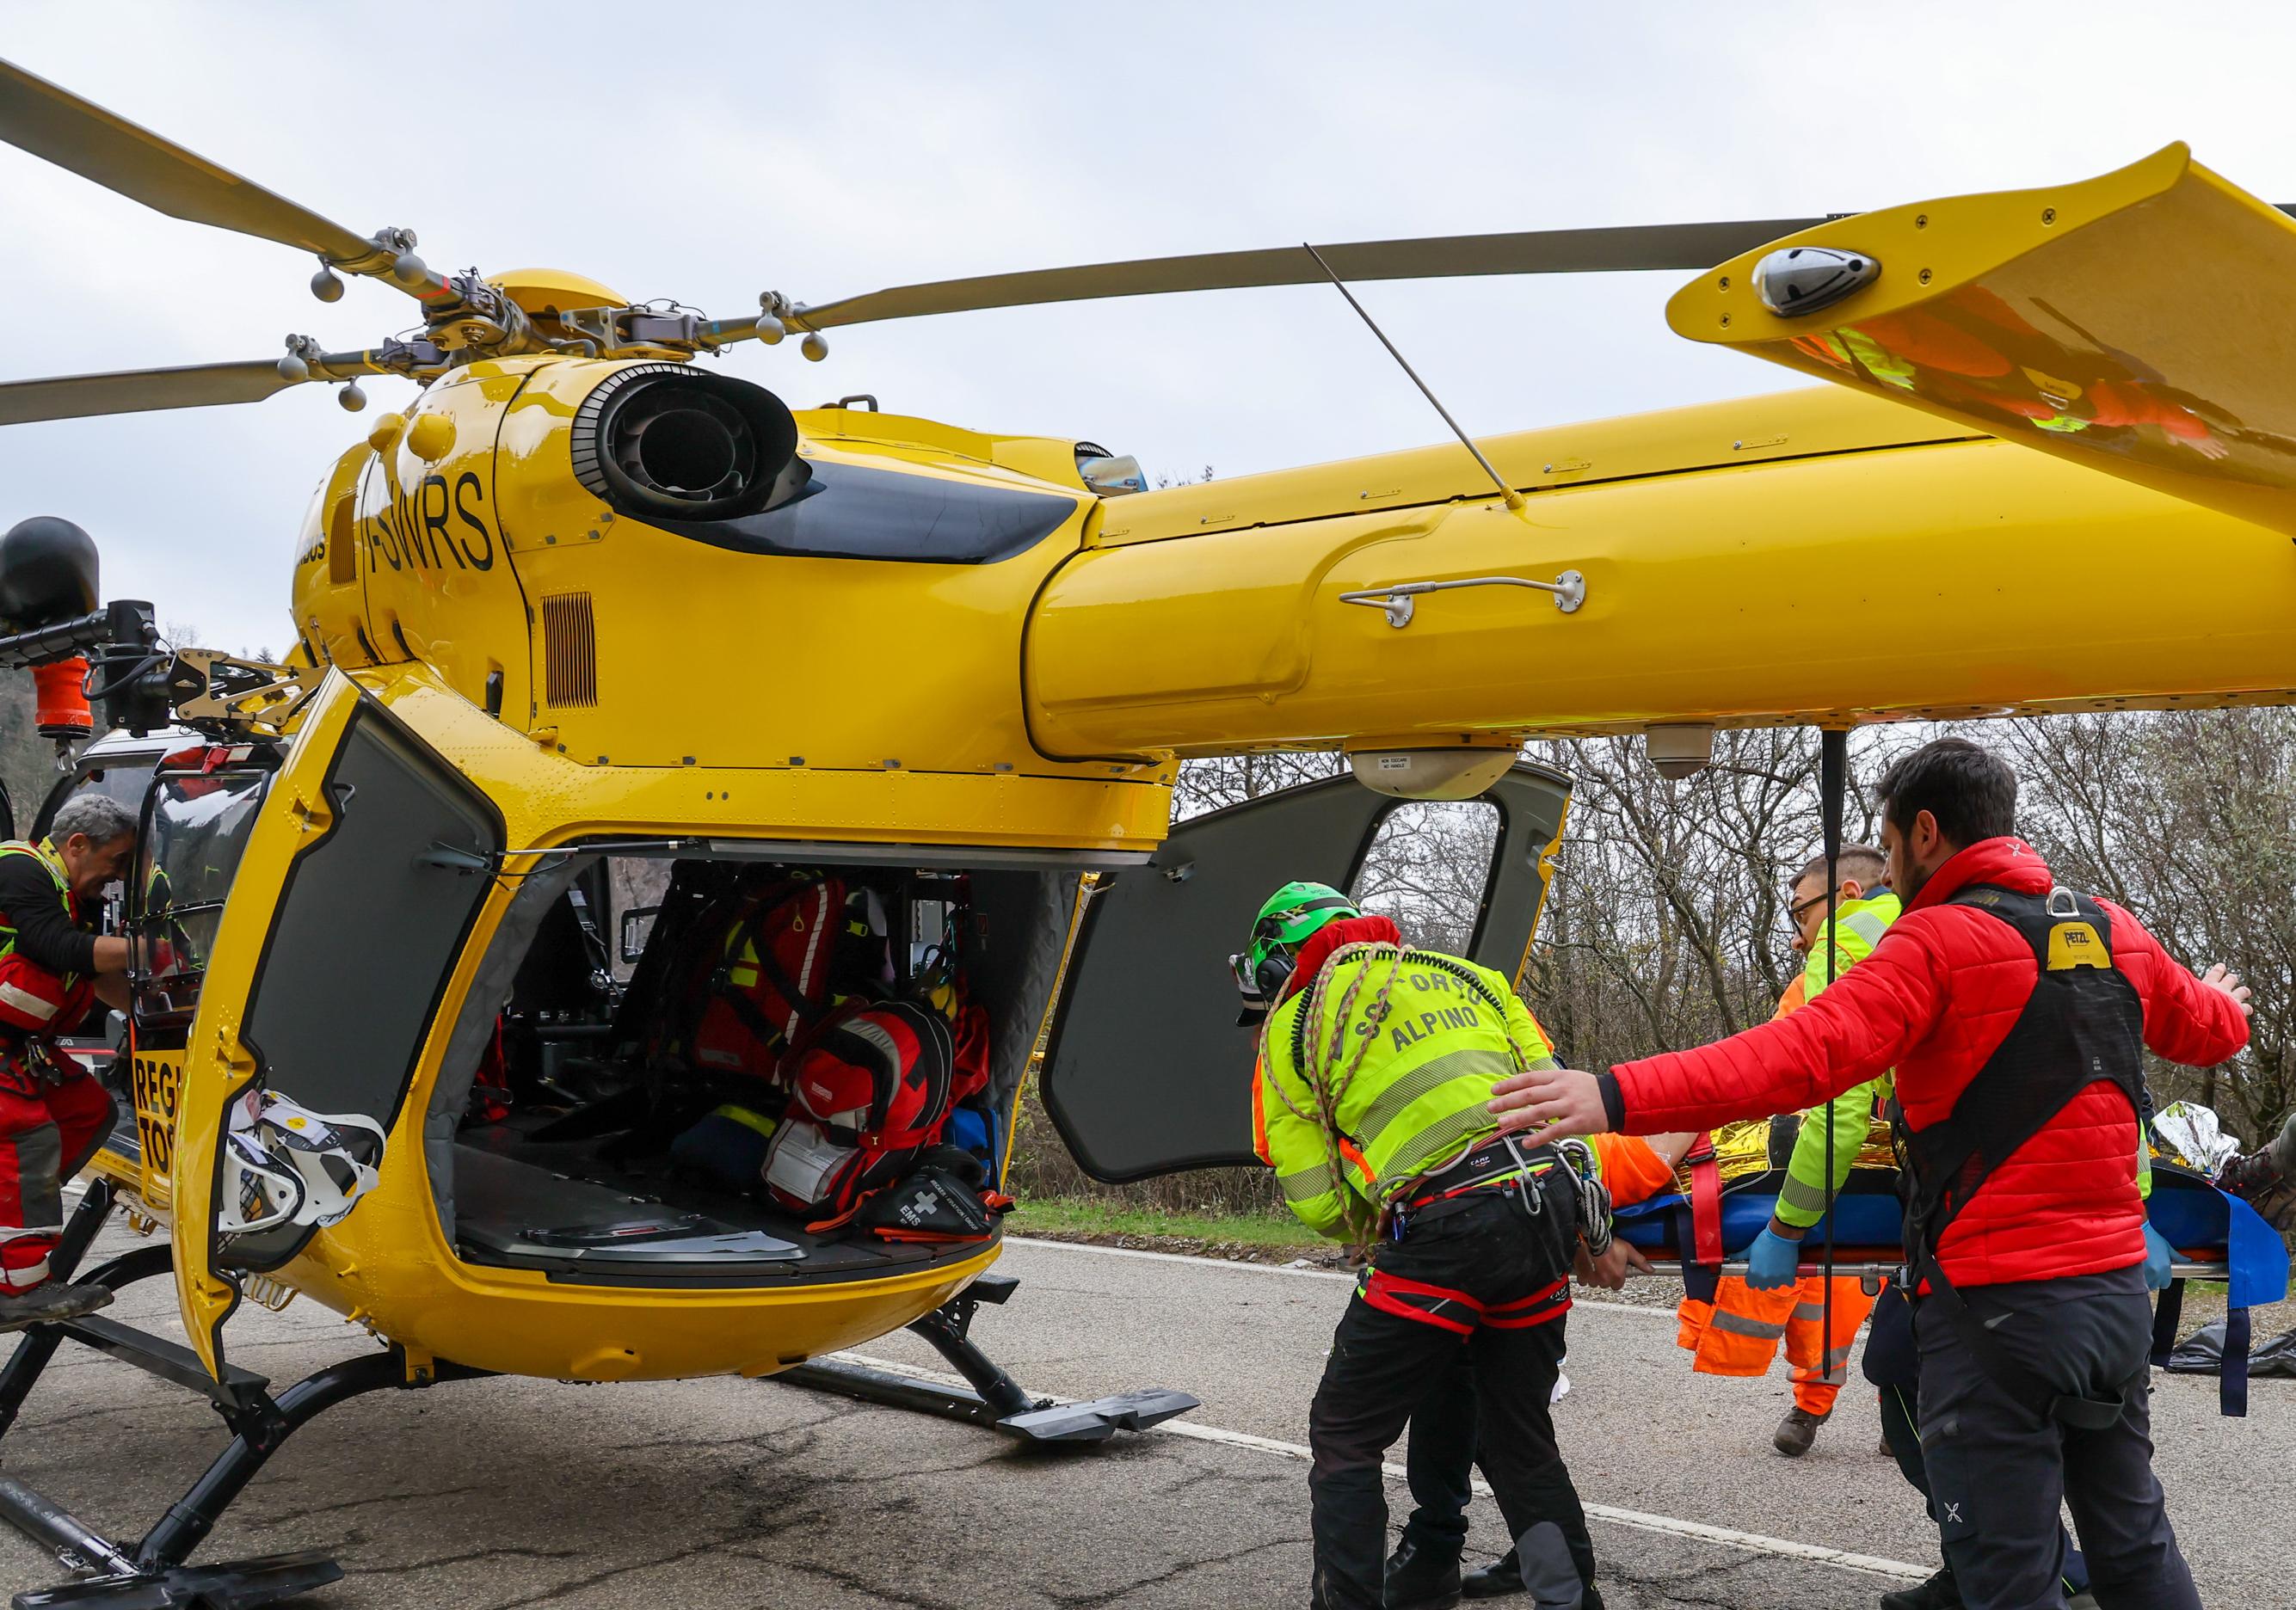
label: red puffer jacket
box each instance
[1609,838,2249,1287]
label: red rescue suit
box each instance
[0,840,114,1293]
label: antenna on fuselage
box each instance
[1302,242,1528,516]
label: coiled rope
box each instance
[1551,1136,1615,1256]
[1259,940,1406,1247]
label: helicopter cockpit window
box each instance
[128,768,269,1023]
[647,461,1081,564]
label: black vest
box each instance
[1895,882,2148,1263]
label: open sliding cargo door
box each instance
[1039,762,1571,1182]
[161,673,502,1379]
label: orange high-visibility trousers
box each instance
[1675,1274,1874,1416]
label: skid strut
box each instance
[0,1182,491,1608]
[780,1271,1200,1444]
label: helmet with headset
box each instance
[1229,881,1359,1026]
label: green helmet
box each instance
[1245,880,1360,975]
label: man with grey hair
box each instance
[0,790,135,1330]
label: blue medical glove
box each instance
[2141,1222,2175,1291]
[1745,1226,1802,1291]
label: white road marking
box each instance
[826,1350,1927,1582]
[1003,1236,1358,1281]
[1002,1235,1677,1318]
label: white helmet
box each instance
[219,1091,386,1236]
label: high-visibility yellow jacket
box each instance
[1775,890,1901,1229]
[1253,944,1554,1239]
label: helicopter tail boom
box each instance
[1023,392,2296,759]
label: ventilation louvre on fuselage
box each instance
[542,592,598,708]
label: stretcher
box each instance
[1612,1158,2289,1416]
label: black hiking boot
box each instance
[1878,1566,1962,1610]
[1462,1549,1521,1599]
[0,1281,113,1334]
[1384,1537,1462,1610]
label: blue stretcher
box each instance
[1612,1161,2288,1416]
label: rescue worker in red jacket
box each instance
[0,793,137,1330]
[1486,738,2250,1610]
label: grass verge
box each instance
[1010,1195,1320,1251]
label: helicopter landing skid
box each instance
[779,1272,1201,1444]
[8,1547,342,1610]
[0,1181,491,1610]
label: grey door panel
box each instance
[1039,763,1570,1183]
[227,700,502,1269]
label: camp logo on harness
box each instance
[2047,920,2110,971]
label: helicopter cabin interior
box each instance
[116,714,1085,1292]
[421,846,1077,1285]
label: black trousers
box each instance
[1867,1281,2093,1595]
[1400,1351,1479,1556]
[1402,1358,1606,1610]
[1912,1266,2198,1610]
[1308,1173,1594,1610]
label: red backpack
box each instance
[685,874,846,1081]
[763,999,956,1221]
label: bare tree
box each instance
[2001,711,2292,1142]
[1173,752,1345,819]
[1520,728,1911,1066]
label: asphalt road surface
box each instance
[0,1226,2286,1609]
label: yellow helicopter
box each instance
[3,49,2295,1607]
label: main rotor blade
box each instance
[0,57,374,263]
[0,359,303,426]
[793,219,1828,329]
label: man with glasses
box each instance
[1672,845,1898,1459]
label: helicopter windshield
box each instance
[130,768,270,1022]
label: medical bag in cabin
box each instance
[853,1146,1009,1244]
[685,873,848,1082]
[763,999,957,1219]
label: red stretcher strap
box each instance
[1686,1131,1724,1266]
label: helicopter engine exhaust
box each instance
[570,365,801,522]
[637,406,739,494]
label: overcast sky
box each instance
[4,3,2293,650]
